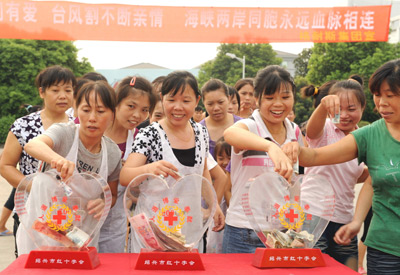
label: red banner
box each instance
[0,1,391,43]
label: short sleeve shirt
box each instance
[352,119,400,257]
[132,120,209,165]
[10,111,73,176]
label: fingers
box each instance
[87,199,105,219]
[51,158,75,180]
[282,142,299,164]
[274,160,293,182]
[154,161,180,179]
[212,212,225,232]
[323,95,340,119]
[334,227,350,245]
[334,224,356,245]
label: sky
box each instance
[72,0,348,70]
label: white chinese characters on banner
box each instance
[360,11,374,30]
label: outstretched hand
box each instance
[51,158,75,181]
[268,143,294,182]
[320,95,340,120]
[147,160,180,180]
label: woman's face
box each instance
[227,94,239,115]
[374,80,400,125]
[335,90,363,135]
[39,81,73,114]
[204,89,229,122]
[259,85,294,125]
[150,101,164,123]
[77,91,114,139]
[238,84,255,110]
[116,93,150,130]
[162,86,200,128]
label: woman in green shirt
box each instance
[296,59,400,274]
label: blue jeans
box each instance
[314,221,358,269]
[222,224,264,253]
[367,247,400,275]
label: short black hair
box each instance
[369,59,400,96]
[35,65,76,91]
[254,65,295,99]
[161,71,200,98]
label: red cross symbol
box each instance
[53,209,67,225]
[285,209,298,223]
[164,210,178,226]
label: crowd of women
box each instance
[0,58,399,275]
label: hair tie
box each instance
[313,87,319,96]
[130,76,136,87]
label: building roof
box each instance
[275,50,299,58]
[121,62,169,69]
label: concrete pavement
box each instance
[0,148,16,272]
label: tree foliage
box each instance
[294,48,312,77]
[197,43,282,88]
[0,39,93,143]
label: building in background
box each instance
[97,50,298,85]
[276,50,298,76]
[97,62,199,87]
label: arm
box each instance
[299,134,358,167]
[224,172,232,207]
[25,135,75,180]
[334,176,373,245]
[357,166,370,183]
[224,123,293,181]
[203,161,225,232]
[306,95,340,139]
[119,153,179,186]
[108,180,118,207]
[0,132,25,188]
[209,164,227,204]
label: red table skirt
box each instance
[1,253,358,275]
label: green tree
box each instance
[293,76,313,125]
[0,39,93,143]
[293,48,312,77]
[197,43,282,87]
